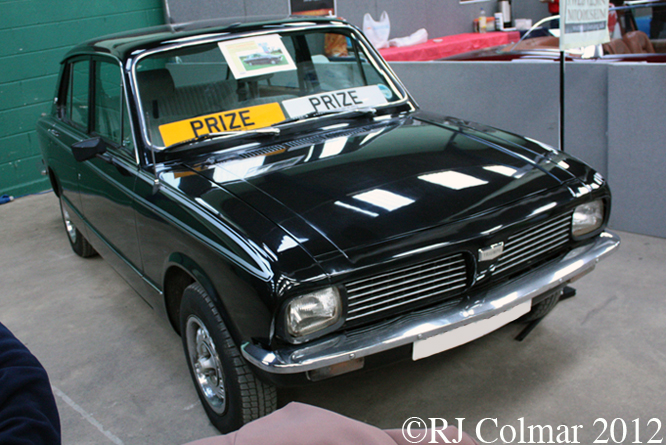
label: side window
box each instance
[65,60,90,130]
[94,60,135,156]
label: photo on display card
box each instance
[217,34,296,80]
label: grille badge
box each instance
[478,242,504,262]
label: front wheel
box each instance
[180,283,277,433]
[521,289,562,323]
[59,197,97,258]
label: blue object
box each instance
[636,16,651,35]
[0,195,14,205]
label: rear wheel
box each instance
[59,197,97,258]
[180,282,277,433]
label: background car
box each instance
[445,1,666,62]
[37,16,619,433]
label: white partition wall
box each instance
[390,61,560,153]
[607,64,666,238]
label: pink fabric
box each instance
[183,402,478,445]
[379,31,520,61]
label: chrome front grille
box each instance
[494,212,572,275]
[345,253,468,323]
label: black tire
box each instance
[179,283,277,433]
[59,197,97,258]
[521,290,562,323]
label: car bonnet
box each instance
[185,115,582,259]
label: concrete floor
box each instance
[1,192,665,444]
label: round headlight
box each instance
[286,287,342,338]
[572,200,604,238]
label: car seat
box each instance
[622,30,656,53]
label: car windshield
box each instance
[134,26,405,149]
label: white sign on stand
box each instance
[560,0,610,50]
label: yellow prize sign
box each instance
[159,102,286,147]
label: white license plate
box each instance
[412,301,531,361]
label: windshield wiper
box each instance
[276,106,377,127]
[162,127,280,153]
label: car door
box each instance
[48,57,92,219]
[75,57,143,273]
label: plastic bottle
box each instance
[479,8,487,33]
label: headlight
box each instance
[286,287,342,338]
[572,200,604,238]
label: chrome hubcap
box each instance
[62,204,77,243]
[186,315,226,414]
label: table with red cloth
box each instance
[378,31,521,61]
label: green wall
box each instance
[0,0,164,198]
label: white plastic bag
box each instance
[388,28,428,47]
[363,11,390,49]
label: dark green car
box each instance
[37,16,620,433]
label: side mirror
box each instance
[71,137,108,162]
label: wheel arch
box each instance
[48,167,62,197]
[162,253,227,336]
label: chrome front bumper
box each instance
[241,231,620,374]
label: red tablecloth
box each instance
[378,31,521,61]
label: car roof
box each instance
[615,0,666,8]
[63,15,349,62]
